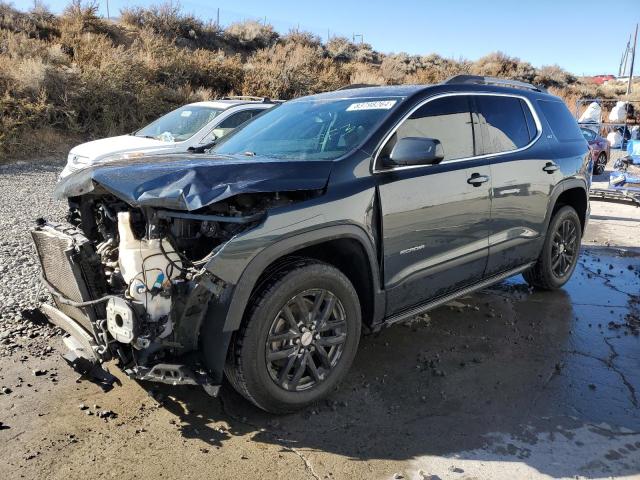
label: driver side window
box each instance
[380,96,475,162]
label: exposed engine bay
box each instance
[32,188,319,394]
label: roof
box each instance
[293,85,428,102]
[290,78,553,104]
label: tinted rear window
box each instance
[537,100,583,142]
[476,96,533,154]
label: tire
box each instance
[594,152,607,175]
[225,259,361,414]
[523,205,582,290]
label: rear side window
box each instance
[475,96,534,154]
[217,109,262,129]
[537,100,583,142]
[381,95,475,162]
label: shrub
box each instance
[224,20,278,51]
[326,36,357,61]
[0,1,59,39]
[120,2,222,50]
[349,64,384,85]
[471,51,536,82]
[534,64,577,88]
[281,29,322,49]
[243,42,347,98]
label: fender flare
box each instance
[198,224,384,382]
[224,223,384,332]
[543,177,589,233]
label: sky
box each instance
[15,0,640,76]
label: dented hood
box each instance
[54,154,334,211]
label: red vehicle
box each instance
[581,127,610,175]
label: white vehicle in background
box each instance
[60,97,278,178]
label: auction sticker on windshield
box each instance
[346,100,397,111]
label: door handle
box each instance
[543,162,559,173]
[467,173,489,187]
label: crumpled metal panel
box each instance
[54,154,334,211]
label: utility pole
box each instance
[216,8,220,27]
[627,23,638,95]
[106,0,110,20]
[619,35,630,77]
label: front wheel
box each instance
[225,260,361,414]
[523,205,582,290]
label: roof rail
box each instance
[220,95,275,103]
[336,83,379,91]
[443,75,547,93]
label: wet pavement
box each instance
[1,244,639,480]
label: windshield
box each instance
[135,105,223,142]
[212,97,402,160]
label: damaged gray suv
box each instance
[32,76,591,413]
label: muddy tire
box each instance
[225,259,361,414]
[594,152,607,175]
[523,205,582,290]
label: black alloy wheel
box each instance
[223,260,361,413]
[523,205,582,290]
[551,218,579,278]
[265,289,347,391]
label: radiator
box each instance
[31,223,107,332]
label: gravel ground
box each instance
[0,158,639,480]
[0,160,66,357]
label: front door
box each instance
[376,95,492,314]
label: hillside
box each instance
[0,1,637,159]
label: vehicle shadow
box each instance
[156,248,640,478]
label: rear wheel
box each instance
[594,152,607,175]
[523,205,581,290]
[225,260,361,414]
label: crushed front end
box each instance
[31,202,240,395]
[31,155,330,395]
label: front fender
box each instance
[198,224,383,383]
[197,183,383,381]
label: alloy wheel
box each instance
[595,153,607,175]
[265,289,347,392]
[551,219,578,278]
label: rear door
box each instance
[376,95,492,314]
[475,94,557,275]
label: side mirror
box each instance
[384,137,444,167]
[187,140,217,154]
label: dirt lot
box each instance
[1,158,639,480]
